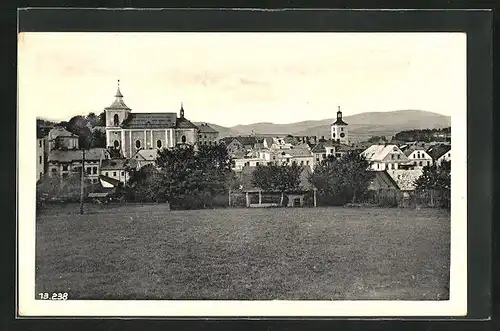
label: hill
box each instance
[193,122,240,138]
[294,110,450,142]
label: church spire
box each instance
[180,102,185,118]
[115,79,123,98]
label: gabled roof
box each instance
[361,144,403,162]
[100,158,129,170]
[131,148,158,161]
[98,174,121,187]
[121,113,177,129]
[197,123,219,133]
[403,146,427,157]
[48,127,78,139]
[369,171,400,190]
[426,144,451,160]
[48,148,106,162]
[386,169,423,191]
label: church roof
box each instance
[331,118,348,125]
[176,117,198,129]
[121,113,177,129]
[106,98,131,110]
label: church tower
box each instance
[330,106,349,144]
[104,80,131,128]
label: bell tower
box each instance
[104,79,131,128]
[330,106,349,144]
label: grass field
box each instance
[36,204,450,300]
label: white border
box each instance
[17,32,467,317]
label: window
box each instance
[40,172,43,178]
[204,135,207,138]
[332,133,336,138]
[86,167,91,175]
[136,140,141,148]
[427,161,430,166]
[93,167,97,174]
[114,140,120,148]
[157,140,162,148]
[340,133,345,138]
[121,171,124,176]
[113,171,117,177]
[181,135,187,143]
[256,162,259,166]
[419,161,423,166]
[341,127,344,131]
[105,172,109,176]
[39,140,42,147]
[39,156,42,164]
[306,161,309,165]
[51,168,57,173]
[322,154,326,159]
[62,165,68,171]
[113,114,119,126]
[300,161,304,165]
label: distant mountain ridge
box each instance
[195,110,451,142]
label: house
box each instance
[47,148,110,184]
[127,149,159,170]
[403,147,433,168]
[36,127,50,182]
[48,126,79,150]
[310,140,351,168]
[104,81,199,158]
[221,136,259,156]
[197,123,219,146]
[360,144,410,171]
[99,158,131,186]
[427,144,451,167]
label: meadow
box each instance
[36,204,450,300]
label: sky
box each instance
[18,32,466,127]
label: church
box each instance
[330,106,349,145]
[104,81,199,159]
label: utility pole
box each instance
[80,149,85,214]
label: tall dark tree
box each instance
[66,115,92,148]
[309,151,374,204]
[414,161,451,191]
[252,163,303,205]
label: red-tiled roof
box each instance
[426,144,451,160]
[100,158,129,170]
[47,148,106,162]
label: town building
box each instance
[36,128,49,182]
[197,123,220,146]
[330,106,349,145]
[47,148,110,184]
[104,80,199,159]
[427,144,451,167]
[99,158,130,187]
[48,126,79,150]
[403,146,434,168]
[127,149,159,170]
[360,144,410,171]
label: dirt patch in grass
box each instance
[36,204,450,300]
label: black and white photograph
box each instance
[18,28,468,317]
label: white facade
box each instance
[436,149,451,166]
[406,149,433,168]
[361,145,410,171]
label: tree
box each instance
[88,129,106,148]
[309,151,374,204]
[86,112,99,127]
[367,135,387,143]
[128,144,236,208]
[66,115,92,148]
[126,164,162,202]
[251,163,303,205]
[97,111,106,126]
[414,161,450,191]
